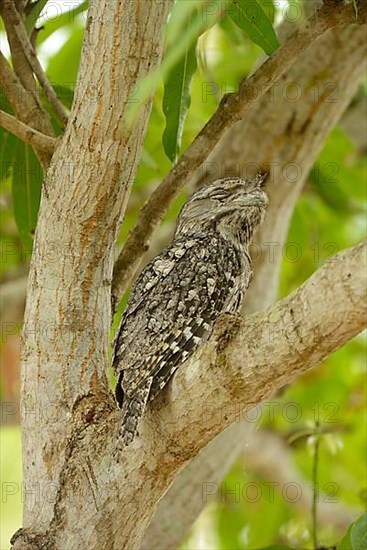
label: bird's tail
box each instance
[115,377,153,452]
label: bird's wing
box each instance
[112,236,197,367]
[112,234,242,399]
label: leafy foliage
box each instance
[161,0,278,162]
[162,8,199,163]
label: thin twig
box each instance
[3,0,68,126]
[0,109,56,155]
[111,0,363,308]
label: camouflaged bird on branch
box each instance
[112,174,268,449]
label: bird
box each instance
[112,173,268,448]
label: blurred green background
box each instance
[0,1,366,549]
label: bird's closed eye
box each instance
[208,191,230,201]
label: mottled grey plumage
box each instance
[113,174,268,448]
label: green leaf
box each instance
[162,12,198,163]
[0,127,17,183]
[219,13,248,45]
[36,84,74,136]
[257,0,276,23]
[41,84,74,131]
[12,141,43,248]
[0,84,70,247]
[0,95,17,183]
[164,0,203,48]
[25,0,49,34]
[50,84,74,110]
[227,0,279,55]
[338,513,367,550]
[351,512,367,550]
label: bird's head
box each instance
[175,174,268,245]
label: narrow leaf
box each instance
[228,0,279,55]
[338,513,367,550]
[25,0,49,34]
[351,512,367,550]
[0,128,17,182]
[162,13,198,163]
[352,0,358,17]
[257,0,276,23]
[0,95,17,183]
[12,141,43,248]
[41,84,75,134]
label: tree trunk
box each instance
[16,1,171,547]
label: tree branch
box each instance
[147,241,366,457]
[2,0,68,126]
[111,0,364,307]
[0,109,57,154]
